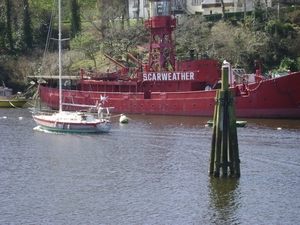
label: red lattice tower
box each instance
[145,0,176,72]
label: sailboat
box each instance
[32,0,112,133]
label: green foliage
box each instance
[204,11,252,23]
[175,14,212,60]
[265,20,294,37]
[296,56,300,71]
[230,16,238,26]
[0,64,11,87]
[70,0,81,38]
[5,0,14,51]
[253,2,265,23]
[70,32,100,68]
[22,0,33,49]
[0,4,6,50]
[279,57,297,72]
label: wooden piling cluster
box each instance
[209,64,240,177]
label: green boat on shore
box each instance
[0,86,27,108]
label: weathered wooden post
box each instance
[208,62,240,177]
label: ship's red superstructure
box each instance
[33,0,300,119]
[145,3,176,71]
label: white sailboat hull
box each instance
[33,111,111,133]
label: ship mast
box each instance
[145,0,176,72]
[58,0,62,112]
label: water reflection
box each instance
[208,177,240,224]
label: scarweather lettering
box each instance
[143,72,194,81]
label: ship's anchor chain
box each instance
[246,80,263,92]
[273,78,300,108]
[273,79,289,94]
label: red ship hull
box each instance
[32,1,300,119]
[38,71,300,119]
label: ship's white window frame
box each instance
[144,0,149,7]
[192,0,202,5]
[148,0,172,16]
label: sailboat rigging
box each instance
[32,0,113,133]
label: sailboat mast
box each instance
[58,0,62,112]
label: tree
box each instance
[85,0,128,37]
[22,0,33,49]
[120,0,130,29]
[136,0,140,23]
[220,0,225,21]
[0,4,6,51]
[5,0,14,51]
[70,0,81,38]
[70,32,100,68]
[102,22,147,57]
[175,15,212,60]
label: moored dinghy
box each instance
[0,84,27,108]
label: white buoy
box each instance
[3,116,7,119]
[277,127,282,130]
[119,114,129,124]
[19,117,23,120]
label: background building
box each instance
[128,0,277,19]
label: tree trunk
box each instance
[220,0,225,21]
[126,0,130,27]
[136,0,140,23]
[5,0,14,51]
[244,0,246,19]
[23,0,33,49]
[70,0,81,38]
